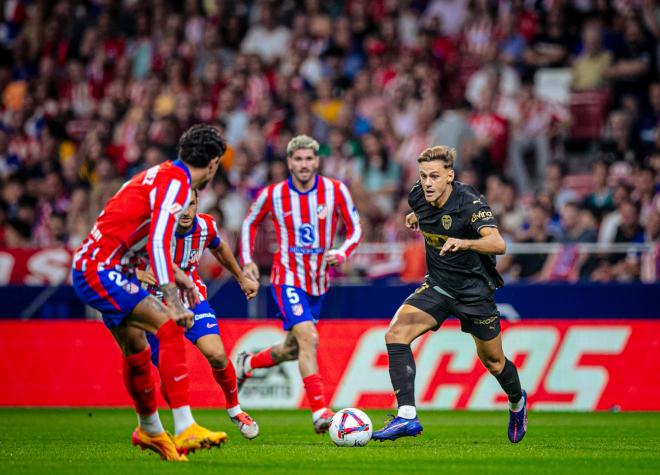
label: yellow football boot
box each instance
[131,427,189,462]
[173,423,228,454]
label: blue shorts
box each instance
[271,285,323,331]
[146,300,219,367]
[72,267,150,329]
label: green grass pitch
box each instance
[1,409,658,474]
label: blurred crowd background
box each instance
[0,0,658,285]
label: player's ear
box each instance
[447,169,455,183]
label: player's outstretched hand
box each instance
[243,262,260,282]
[440,237,468,256]
[405,212,419,231]
[239,275,259,300]
[136,268,157,286]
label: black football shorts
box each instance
[403,281,501,341]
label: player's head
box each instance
[178,124,227,188]
[286,134,320,186]
[178,189,198,232]
[417,146,455,204]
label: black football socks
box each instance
[495,358,523,403]
[387,343,416,408]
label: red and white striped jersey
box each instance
[241,175,362,296]
[73,160,192,286]
[172,213,221,301]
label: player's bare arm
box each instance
[440,226,506,256]
[210,243,259,300]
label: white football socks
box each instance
[227,405,243,418]
[509,394,525,412]
[138,411,165,435]
[172,405,196,435]
[397,405,417,419]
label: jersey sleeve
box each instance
[335,181,363,258]
[207,217,221,250]
[147,170,191,286]
[466,195,498,233]
[408,181,422,210]
[240,186,272,265]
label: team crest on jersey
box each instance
[189,250,200,264]
[291,304,304,317]
[123,282,140,294]
[316,204,327,220]
[441,215,452,230]
[168,203,183,215]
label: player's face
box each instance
[288,148,319,185]
[419,160,454,204]
[178,193,198,230]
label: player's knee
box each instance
[297,329,319,352]
[481,355,505,375]
[284,344,299,360]
[385,324,409,344]
[206,350,229,369]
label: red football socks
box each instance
[302,374,327,413]
[212,362,239,409]
[156,319,190,409]
[250,347,276,369]
[122,348,157,415]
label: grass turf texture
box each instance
[1,409,658,475]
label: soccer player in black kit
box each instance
[372,146,527,443]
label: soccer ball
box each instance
[329,408,373,447]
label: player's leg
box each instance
[457,297,526,443]
[291,320,333,433]
[472,333,527,443]
[235,331,298,389]
[373,283,448,441]
[71,268,186,461]
[128,295,228,453]
[371,304,436,441]
[235,284,303,388]
[194,332,259,439]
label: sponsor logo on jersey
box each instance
[299,224,316,246]
[441,215,452,230]
[288,246,325,254]
[471,210,494,223]
[422,231,449,249]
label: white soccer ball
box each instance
[329,408,373,447]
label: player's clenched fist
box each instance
[405,212,419,231]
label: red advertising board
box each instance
[0,248,72,284]
[1,319,659,410]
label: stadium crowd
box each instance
[0,0,658,283]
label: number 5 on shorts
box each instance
[286,287,300,304]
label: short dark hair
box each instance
[177,124,227,168]
[417,146,455,168]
